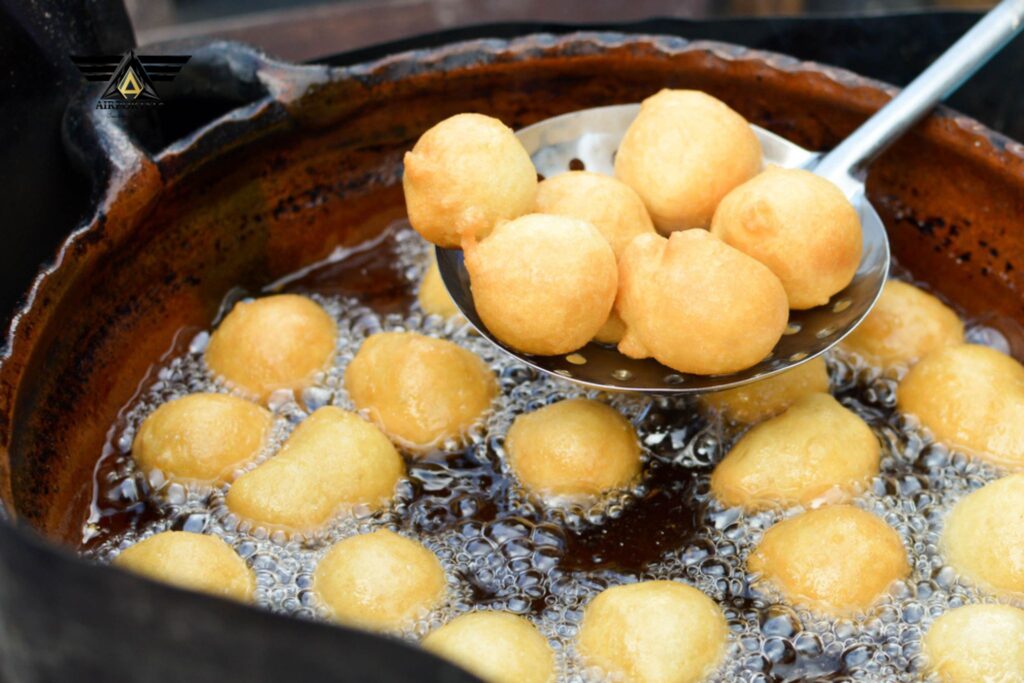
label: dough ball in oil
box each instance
[924,604,1024,683]
[711,167,862,310]
[897,343,1024,469]
[205,294,336,401]
[941,474,1024,597]
[226,406,403,532]
[403,113,537,248]
[701,356,829,424]
[614,89,762,232]
[842,280,963,368]
[418,257,459,318]
[505,398,641,501]
[133,393,272,485]
[534,171,656,258]
[577,580,728,683]
[748,505,909,616]
[114,531,254,602]
[617,230,788,375]
[345,332,497,449]
[314,529,446,632]
[463,214,617,356]
[422,612,555,683]
[711,393,880,511]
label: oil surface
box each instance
[83,222,1013,682]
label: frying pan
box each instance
[2,11,1024,683]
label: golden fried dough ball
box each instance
[614,89,761,232]
[463,214,617,355]
[206,294,336,401]
[418,258,459,318]
[711,393,879,510]
[842,280,964,368]
[114,531,254,602]
[711,167,861,309]
[617,230,788,375]
[897,344,1024,469]
[577,581,728,683]
[505,399,641,500]
[534,171,656,258]
[749,505,909,615]
[133,393,272,485]
[700,356,829,423]
[314,530,446,632]
[345,332,496,449]
[422,612,555,683]
[941,474,1024,597]
[924,604,1024,683]
[226,407,403,531]
[403,113,537,248]
[594,310,626,345]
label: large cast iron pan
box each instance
[2,27,1024,683]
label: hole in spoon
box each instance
[568,158,585,171]
[566,353,587,366]
[611,369,633,381]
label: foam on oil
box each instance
[83,222,1013,682]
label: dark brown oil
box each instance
[82,222,1006,682]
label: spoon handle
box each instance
[815,0,1024,196]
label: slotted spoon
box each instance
[437,0,1024,393]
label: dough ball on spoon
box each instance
[614,89,761,232]
[534,171,655,258]
[711,166,862,310]
[617,230,788,375]
[403,113,537,248]
[464,213,617,356]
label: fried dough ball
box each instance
[924,604,1024,683]
[941,474,1024,597]
[422,612,555,683]
[842,280,963,367]
[114,531,254,602]
[314,530,446,632]
[226,407,403,531]
[345,332,497,449]
[711,167,861,309]
[711,393,880,510]
[534,171,656,258]
[594,310,626,345]
[418,258,459,318]
[749,505,909,615]
[403,113,537,248]
[700,356,829,423]
[577,581,728,683]
[463,214,617,355]
[614,89,761,231]
[617,230,788,375]
[897,344,1024,469]
[505,399,641,500]
[205,294,336,401]
[133,393,272,485]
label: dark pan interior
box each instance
[2,32,1024,546]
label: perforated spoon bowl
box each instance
[437,0,1024,393]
